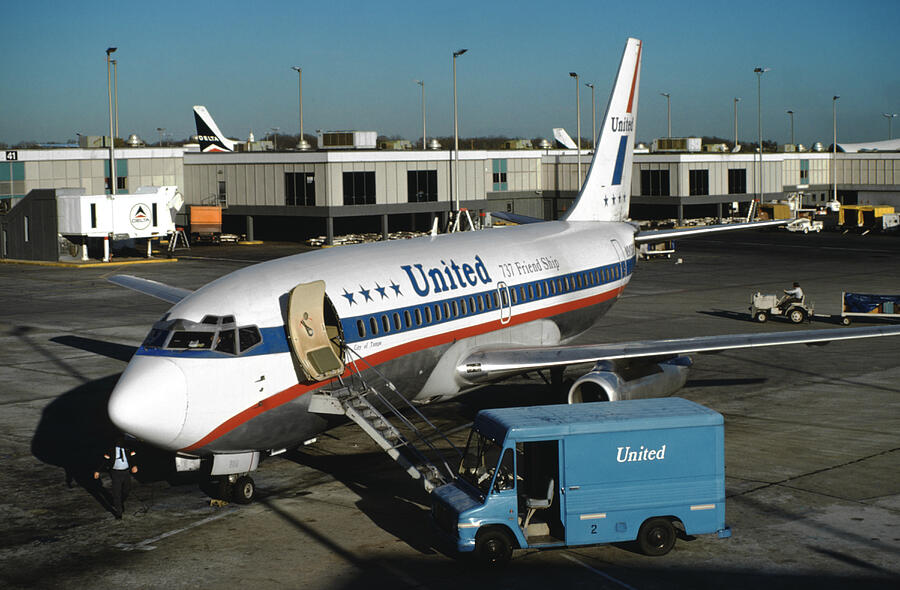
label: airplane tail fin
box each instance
[193,106,236,153]
[564,38,642,222]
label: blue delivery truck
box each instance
[431,398,731,565]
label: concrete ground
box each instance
[0,231,898,589]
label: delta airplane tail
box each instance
[193,105,236,153]
[564,37,642,223]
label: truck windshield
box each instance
[459,429,503,495]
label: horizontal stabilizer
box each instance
[635,218,790,244]
[108,275,193,304]
[457,324,900,383]
[490,211,544,225]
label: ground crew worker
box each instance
[94,438,138,519]
[778,282,804,310]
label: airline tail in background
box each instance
[564,38,642,223]
[193,106,236,153]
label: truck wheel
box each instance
[788,308,807,324]
[475,528,513,567]
[754,311,768,323]
[233,476,256,504]
[638,518,676,556]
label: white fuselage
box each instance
[108,220,636,456]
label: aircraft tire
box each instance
[233,475,256,504]
[638,517,676,556]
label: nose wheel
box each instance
[232,475,257,504]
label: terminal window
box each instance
[728,169,747,194]
[689,169,709,196]
[285,172,316,206]
[800,159,809,183]
[492,159,508,191]
[407,170,437,202]
[343,171,376,205]
[640,169,670,196]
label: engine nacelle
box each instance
[567,356,692,404]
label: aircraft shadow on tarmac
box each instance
[30,373,196,517]
[49,335,138,362]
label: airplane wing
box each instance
[108,275,193,304]
[490,211,544,225]
[457,324,900,383]
[635,218,789,243]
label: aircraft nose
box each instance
[108,356,188,449]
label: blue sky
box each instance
[2,0,899,146]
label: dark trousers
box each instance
[110,469,132,515]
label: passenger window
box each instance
[459,299,467,315]
[357,320,366,338]
[424,306,432,323]
[468,297,476,313]
[451,301,458,317]
[477,295,485,311]
[494,449,515,492]
[214,329,237,354]
[443,302,451,318]
[393,313,401,331]
[511,289,518,304]
[168,331,214,350]
[369,317,379,335]
[415,308,423,325]
[238,326,262,352]
[434,305,442,321]
[403,310,412,328]
[381,315,390,333]
[528,285,534,300]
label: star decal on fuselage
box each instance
[374,283,388,299]
[342,288,356,305]
[390,280,402,296]
[359,285,373,302]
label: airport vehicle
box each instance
[106,39,900,502]
[840,291,900,325]
[750,291,813,324]
[431,398,730,566]
[784,217,822,233]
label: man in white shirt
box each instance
[94,438,138,519]
[779,282,804,310]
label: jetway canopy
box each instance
[57,186,182,239]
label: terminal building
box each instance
[3,141,900,258]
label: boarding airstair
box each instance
[307,350,461,492]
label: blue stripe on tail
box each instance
[611,135,628,185]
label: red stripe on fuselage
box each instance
[182,283,626,451]
[626,42,641,114]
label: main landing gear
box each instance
[212,473,257,504]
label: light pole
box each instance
[833,95,840,202]
[733,97,741,149]
[754,67,770,205]
[585,82,596,151]
[570,72,581,183]
[106,47,117,195]
[415,79,426,150]
[883,113,898,140]
[157,127,166,147]
[112,59,119,142]
[786,110,794,147]
[291,66,309,150]
[660,92,671,138]
[453,48,467,215]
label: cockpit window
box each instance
[142,316,262,355]
[238,326,262,352]
[214,329,237,354]
[168,331,215,350]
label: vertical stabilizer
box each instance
[564,38,642,222]
[193,106,236,153]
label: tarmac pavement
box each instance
[0,231,898,589]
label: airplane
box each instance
[193,105,237,152]
[108,38,900,503]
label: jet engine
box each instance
[567,356,692,403]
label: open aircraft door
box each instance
[287,281,345,382]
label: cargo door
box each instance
[516,439,565,546]
[287,281,345,381]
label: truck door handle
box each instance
[568,486,580,490]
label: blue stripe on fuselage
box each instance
[134,257,635,360]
